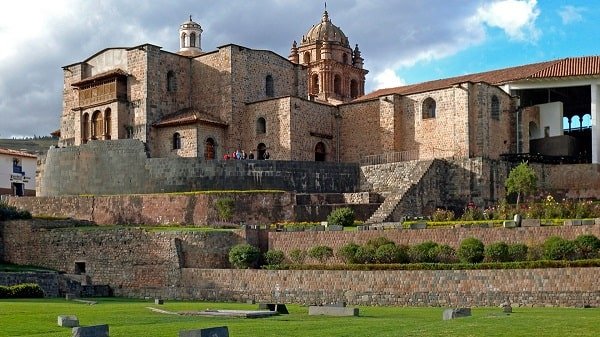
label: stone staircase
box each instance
[363,160,435,224]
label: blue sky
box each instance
[0,0,597,137]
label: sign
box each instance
[10,174,23,182]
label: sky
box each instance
[0,0,598,138]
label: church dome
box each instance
[302,11,349,47]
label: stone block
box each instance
[443,308,471,320]
[58,315,79,328]
[308,306,359,316]
[154,298,164,305]
[581,219,595,226]
[327,225,343,231]
[595,218,600,226]
[500,302,512,313]
[409,222,426,229]
[258,303,289,314]
[521,219,540,227]
[72,324,109,337]
[564,219,582,226]
[179,326,229,337]
[503,220,517,228]
[65,293,77,300]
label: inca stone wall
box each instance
[0,272,62,297]
[36,139,360,196]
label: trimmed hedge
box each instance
[228,244,261,269]
[0,283,44,298]
[458,238,484,263]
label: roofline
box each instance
[0,148,37,158]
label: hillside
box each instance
[0,138,58,155]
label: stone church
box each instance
[43,10,600,207]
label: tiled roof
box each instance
[153,108,228,128]
[0,147,37,158]
[356,56,600,102]
[71,69,129,87]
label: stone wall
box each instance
[171,267,600,307]
[37,139,360,196]
[0,271,61,297]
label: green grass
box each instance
[0,298,598,337]
[0,264,55,272]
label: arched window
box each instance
[303,51,310,64]
[82,112,89,143]
[311,74,319,95]
[172,132,181,150]
[422,97,436,119]
[529,121,541,139]
[204,138,215,160]
[491,95,500,120]
[571,115,581,129]
[256,117,266,134]
[180,33,186,48]
[342,53,348,64]
[91,110,102,139]
[167,71,176,92]
[104,108,111,139]
[350,79,358,99]
[563,116,570,130]
[334,74,341,95]
[315,142,326,161]
[190,32,196,47]
[582,114,592,128]
[265,75,274,97]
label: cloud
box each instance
[558,5,585,25]
[373,69,405,90]
[475,0,541,41]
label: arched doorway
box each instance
[311,74,319,95]
[204,138,215,160]
[315,142,326,161]
[257,143,267,160]
[91,110,102,140]
[82,112,89,143]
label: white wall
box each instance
[533,102,564,139]
[0,153,36,194]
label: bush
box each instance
[228,244,260,269]
[375,243,409,264]
[458,237,484,263]
[337,243,361,264]
[308,245,334,264]
[326,207,355,227]
[215,197,235,222]
[574,234,600,259]
[408,241,439,263]
[543,236,577,261]
[508,243,529,262]
[354,245,376,264]
[263,250,285,267]
[0,202,32,221]
[288,249,307,265]
[431,244,457,263]
[484,242,510,262]
[0,283,44,298]
[431,208,455,222]
[366,237,395,249]
[460,207,485,221]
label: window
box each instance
[190,32,196,47]
[82,112,89,143]
[491,95,500,120]
[303,51,310,64]
[315,142,326,161]
[422,97,436,119]
[167,71,176,92]
[74,262,86,274]
[256,117,266,134]
[204,138,216,160]
[334,74,341,95]
[350,80,358,99]
[104,108,111,139]
[265,75,274,97]
[311,74,319,95]
[91,110,102,139]
[180,33,186,48]
[172,132,182,150]
[342,53,348,64]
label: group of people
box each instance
[223,149,270,160]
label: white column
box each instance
[592,84,600,163]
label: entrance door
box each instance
[315,142,326,161]
[257,143,267,160]
[12,183,24,196]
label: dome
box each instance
[180,15,201,29]
[302,11,349,47]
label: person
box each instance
[264,150,270,160]
[223,153,230,160]
[242,150,247,159]
[235,149,242,160]
[231,151,237,160]
[248,151,255,160]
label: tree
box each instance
[505,162,537,207]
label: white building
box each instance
[0,148,36,196]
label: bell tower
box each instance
[178,15,203,57]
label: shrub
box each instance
[0,283,44,298]
[543,236,577,261]
[263,250,285,267]
[0,202,32,221]
[484,242,510,262]
[573,234,600,259]
[308,245,334,264]
[337,243,361,264]
[215,197,235,222]
[366,237,395,249]
[458,237,484,263]
[326,207,355,227]
[507,243,529,262]
[228,244,260,269]
[354,245,376,264]
[460,207,485,221]
[288,249,307,265]
[431,244,457,263]
[526,244,544,261]
[408,241,439,263]
[431,208,455,222]
[375,243,407,264]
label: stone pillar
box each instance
[591,84,600,163]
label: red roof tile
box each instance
[153,108,228,128]
[0,147,37,158]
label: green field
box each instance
[0,298,598,337]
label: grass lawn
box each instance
[0,298,598,337]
